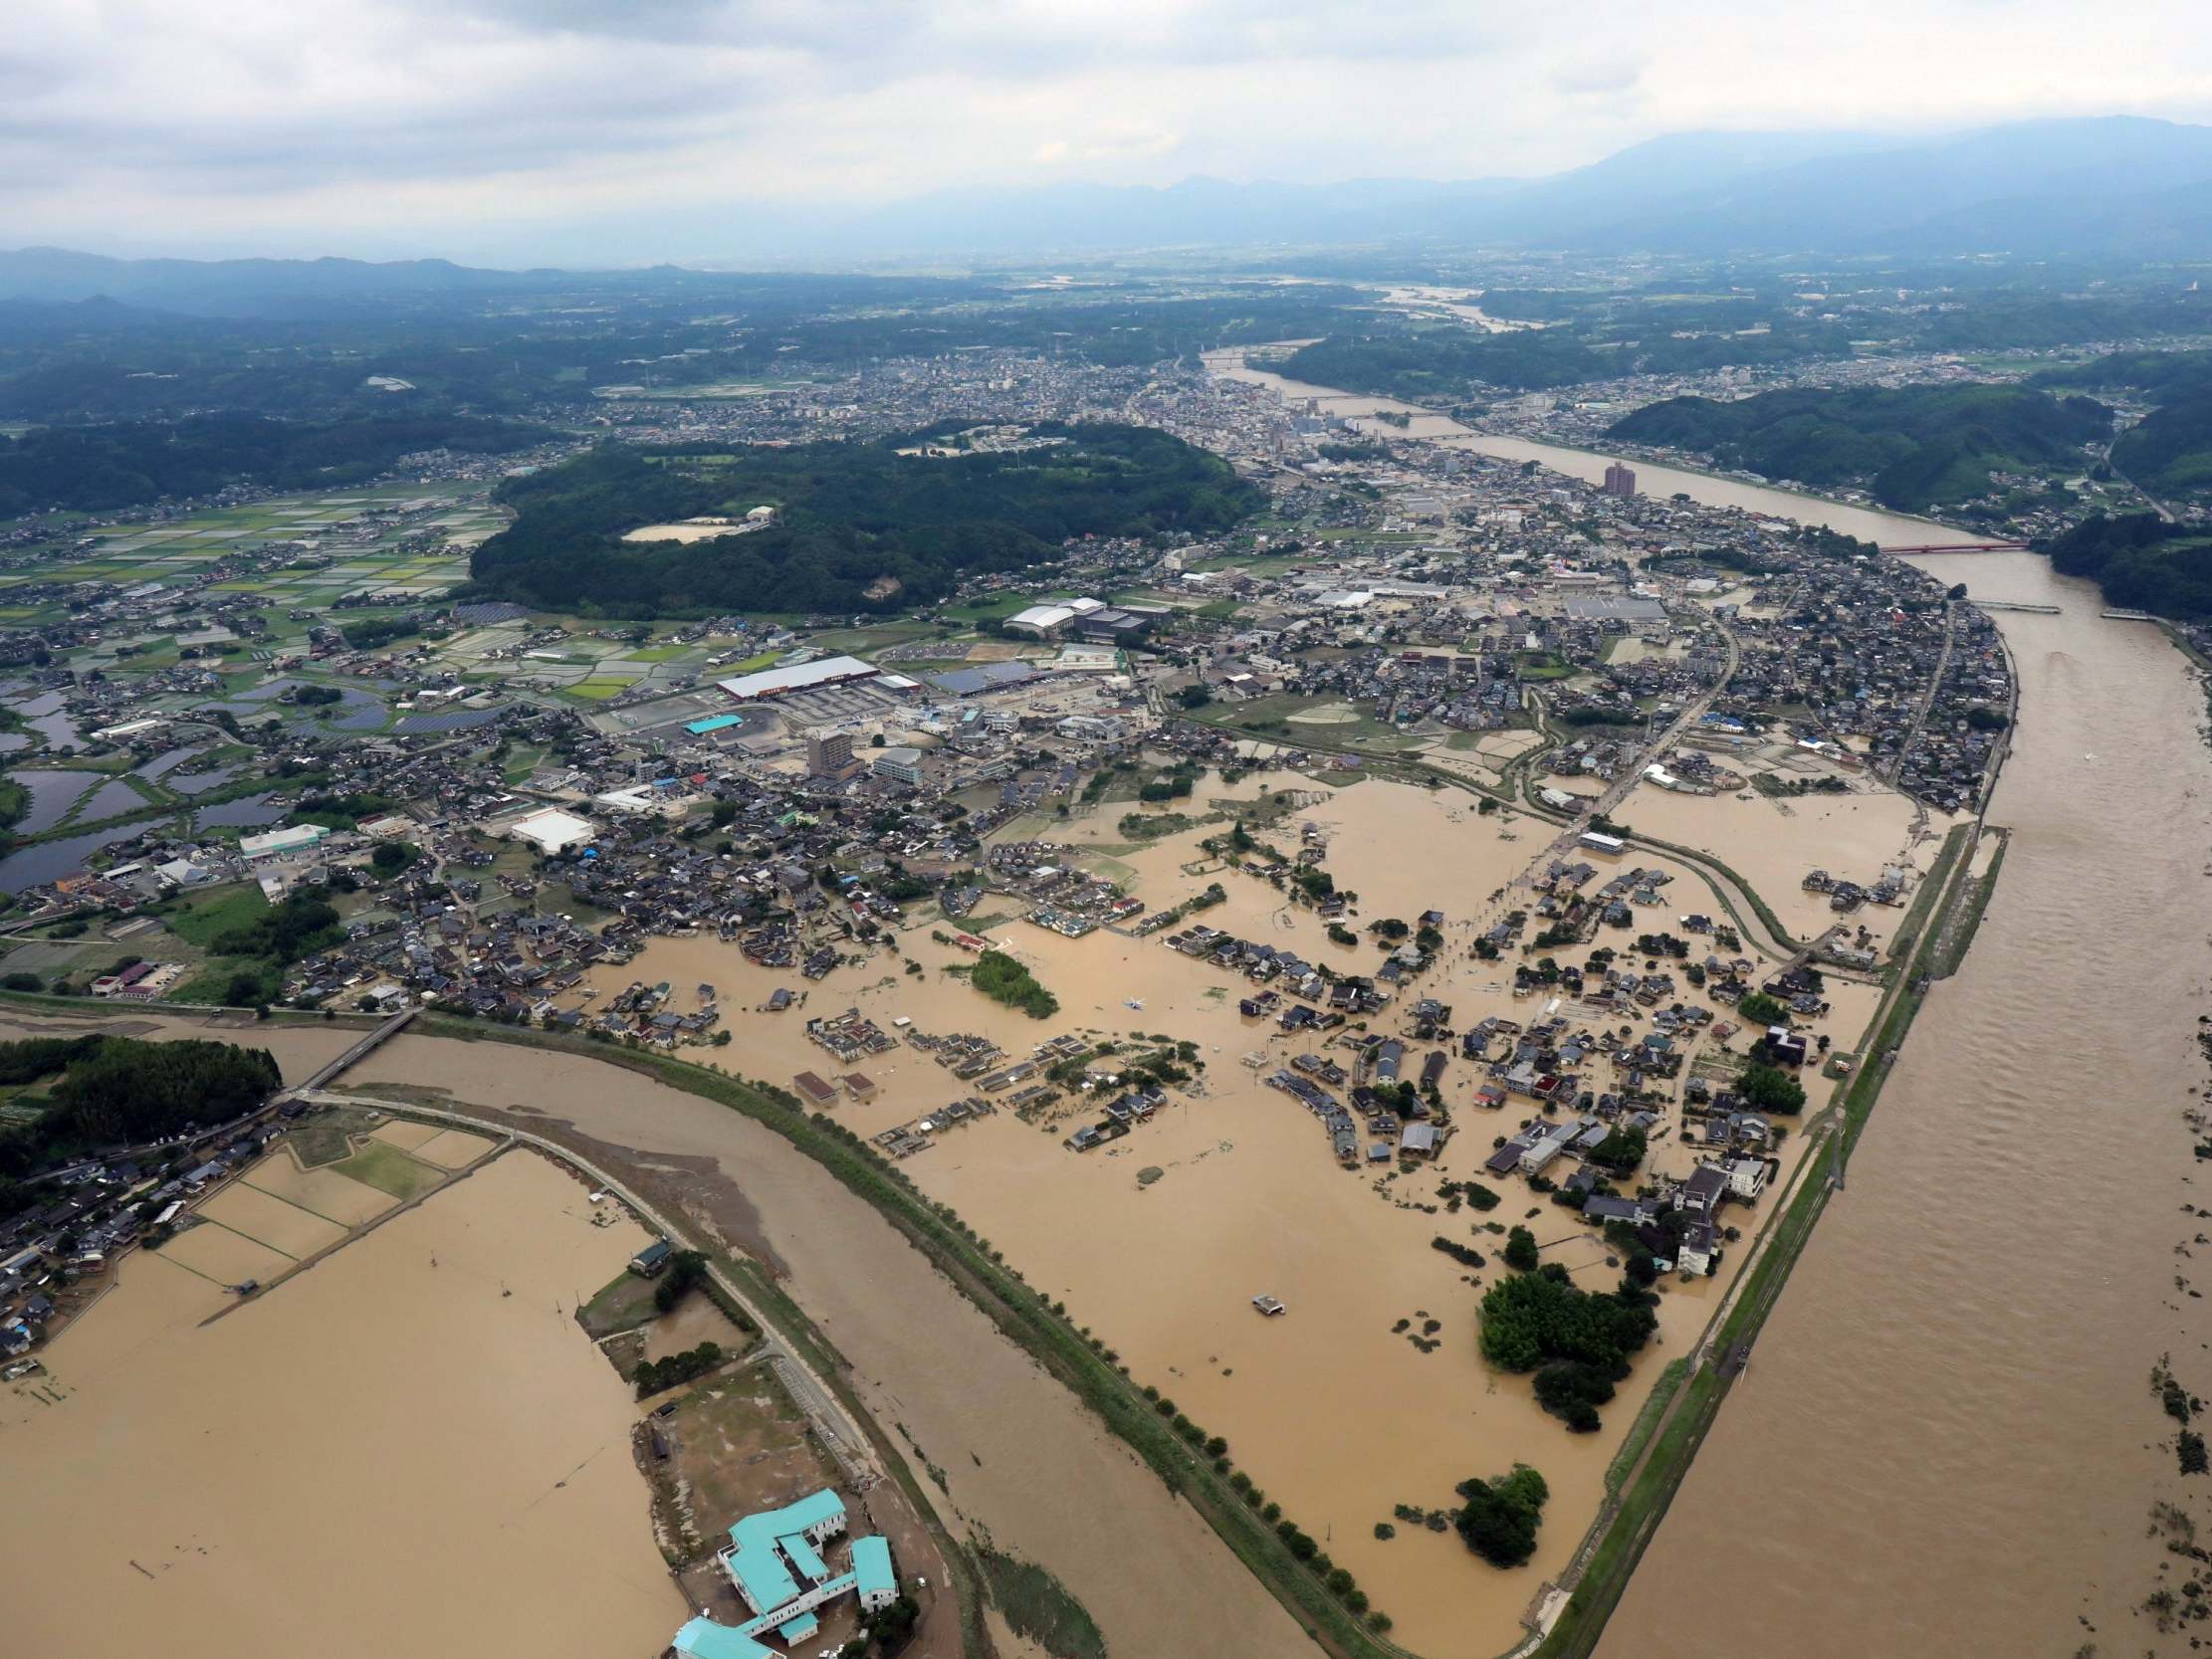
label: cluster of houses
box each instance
[2,1103,298,1359]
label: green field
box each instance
[331,1139,444,1201]
[160,883,270,947]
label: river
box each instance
[1211,348,2212,1655]
[1205,351,1952,548]
[1600,554,2212,1659]
[0,1005,1315,1659]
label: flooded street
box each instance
[12,362,2198,1659]
[1602,554,2212,1658]
[0,1149,680,1659]
[1205,344,2212,1655]
[541,774,1881,1654]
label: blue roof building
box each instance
[776,1611,820,1645]
[852,1535,898,1611]
[671,1615,771,1659]
[669,1489,898,1659]
[721,1489,846,1614]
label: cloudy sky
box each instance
[9,0,2212,262]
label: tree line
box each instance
[0,1034,281,1199]
[0,414,550,517]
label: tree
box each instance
[1476,1262,1659,1434]
[1178,682,1214,709]
[1585,1127,1647,1174]
[1503,1225,1540,1272]
[1455,1465,1550,1566]
[1738,1062,1807,1115]
[370,840,419,875]
[1736,990,1788,1025]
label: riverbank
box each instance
[1530,816,1992,1658]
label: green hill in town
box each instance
[1606,384,2111,511]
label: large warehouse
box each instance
[715,655,883,701]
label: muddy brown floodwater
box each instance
[1,1002,1317,1659]
[344,1028,1321,1659]
[1602,553,2212,1659]
[496,770,1893,1655]
[0,1146,680,1659]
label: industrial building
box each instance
[238,823,331,862]
[505,806,597,855]
[716,655,884,701]
[1003,596,1104,638]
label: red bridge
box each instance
[1881,540,2029,554]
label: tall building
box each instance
[1603,462,1638,499]
[805,729,853,776]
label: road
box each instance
[1882,598,1955,786]
[1512,618,1742,889]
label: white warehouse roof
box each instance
[716,654,880,700]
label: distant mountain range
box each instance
[8,116,2212,303]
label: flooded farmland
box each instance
[0,1147,679,1659]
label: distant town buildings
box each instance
[1603,462,1638,499]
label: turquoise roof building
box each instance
[722,1488,846,1614]
[671,1615,772,1659]
[668,1489,898,1659]
[852,1534,898,1610]
[776,1611,821,1644]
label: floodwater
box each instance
[345,1029,1324,1659]
[549,773,1887,1654]
[5,1003,1315,1659]
[1602,554,2212,1658]
[5,691,81,749]
[0,1149,681,1659]
[9,768,106,835]
[1206,351,1952,548]
[192,791,286,828]
[0,819,166,894]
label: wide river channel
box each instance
[1215,351,2212,1657]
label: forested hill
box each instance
[2038,513,2212,620]
[1605,384,2112,511]
[2032,351,2212,506]
[467,424,1257,617]
[0,414,552,516]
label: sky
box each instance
[9,0,2212,263]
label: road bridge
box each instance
[289,1006,416,1094]
[1882,540,2028,553]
